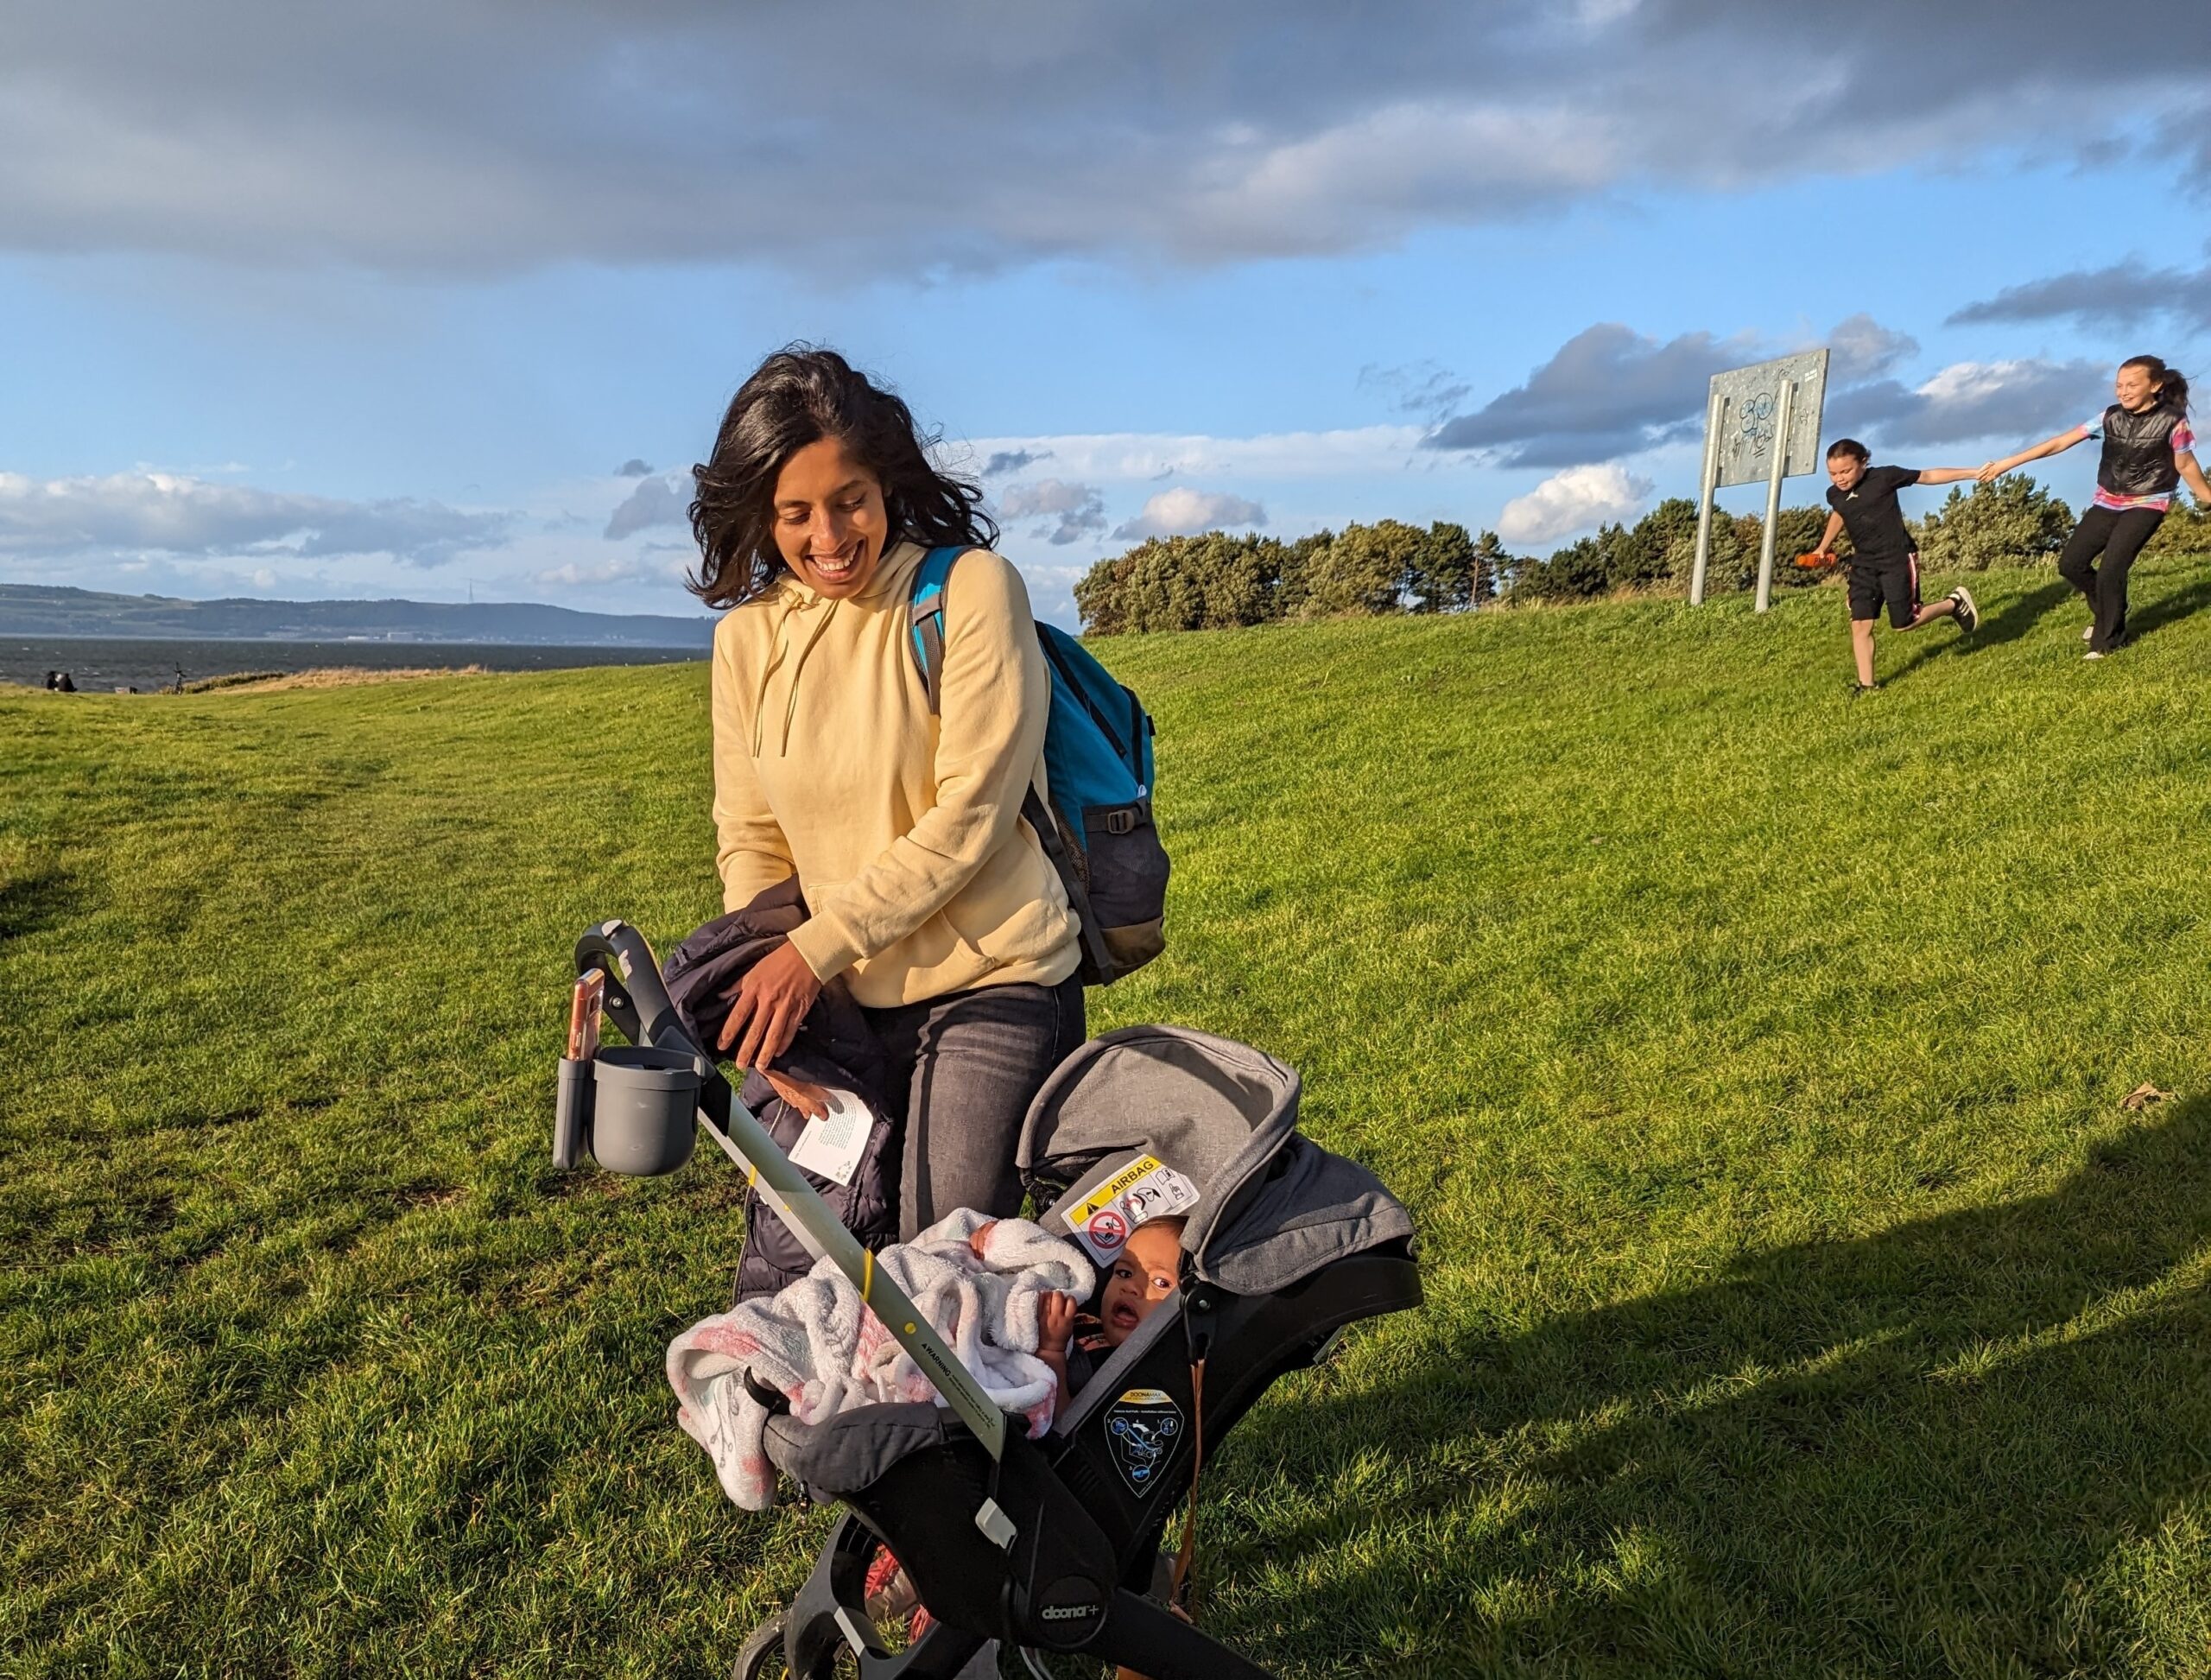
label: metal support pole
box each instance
[1689,389,1725,605]
[1754,378,1795,614]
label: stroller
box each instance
[557,922,1422,1679]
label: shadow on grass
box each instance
[0,865,81,944]
[2128,573,2211,643]
[1253,1099,2211,1675]
[1883,579,2072,687]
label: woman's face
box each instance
[770,437,889,598]
[2114,364,2159,413]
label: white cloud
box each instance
[953,427,1427,485]
[1112,486,1268,541]
[997,478,1107,546]
[1825,312,1920,383]
[1495,463,1651,545]
[0,471,509,567]
[1826,358,2104,447]
[604,473,689,539]
[534,554,690,589]
[6,3,2199,273]
[998,479,1097,518]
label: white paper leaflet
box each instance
[788,1086,873,1188]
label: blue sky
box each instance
[3,2,2207,625]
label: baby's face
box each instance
[1099,1222,1182,1346]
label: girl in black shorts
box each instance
[1809,439,1983,694]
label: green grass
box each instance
[7,558,2211,1677]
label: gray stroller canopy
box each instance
[1017,1025,1414,1295]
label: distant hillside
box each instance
[0,585,715,647]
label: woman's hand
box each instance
[717,936,824,1073]
[1037,1290,1078,1357]
[1977,459,2006,482]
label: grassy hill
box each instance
[6,558,2211,1677]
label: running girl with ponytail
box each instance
[1983,356,2210,658]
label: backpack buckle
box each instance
[1103,807,1137,837]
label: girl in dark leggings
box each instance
[1984,355,2210,658]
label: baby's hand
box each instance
[1037,1290,1077,1355]
[968,1220,998,1260]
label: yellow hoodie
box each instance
[710,539,1081,1008]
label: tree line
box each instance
[1072,476,2211,636]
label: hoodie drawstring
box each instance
[751,593,842,758]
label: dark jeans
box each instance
[863,973,1086,1240]
[2059,504,2165,652]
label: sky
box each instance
[3,1,2208,626]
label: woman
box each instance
[689,346,1084,1237]
[1983,355,2208,658]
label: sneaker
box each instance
[1851,681,1880,698]
[2083,650,2104,662]
[1948,586,1980,633]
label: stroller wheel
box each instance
[732,1613,787,1680]
[733,1612,875,1680]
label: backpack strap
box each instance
[907,545,972,716]
[907,543,1114,985]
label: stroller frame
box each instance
[568,922,1421,1679]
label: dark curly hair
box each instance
[687,346,998,609]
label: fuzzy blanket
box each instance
[668,1208,1094,1510]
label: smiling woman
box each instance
[687,346,1086,1241]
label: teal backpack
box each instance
[909,546,1169,985]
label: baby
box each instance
[871,1214,1188,1643]
[1036,1215,1186,1412]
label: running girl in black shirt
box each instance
[1982,355,2208,658]
[1809,439,1983,694]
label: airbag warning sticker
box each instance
[1062,1154,1199,1265]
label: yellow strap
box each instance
[862,1247,874,1303]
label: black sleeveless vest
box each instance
[2096,403,2183,499]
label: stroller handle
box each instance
[572,920,1010,1461]
[574,920,690,1056]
